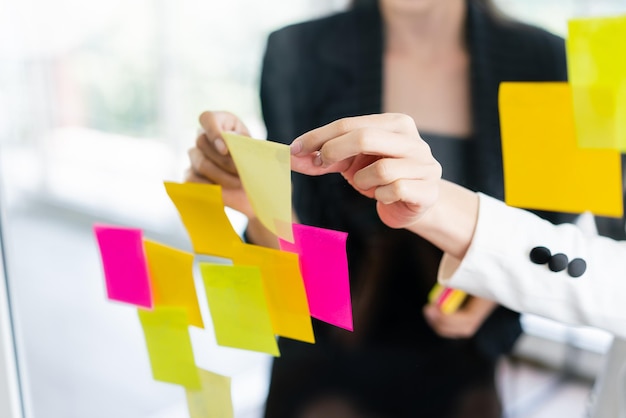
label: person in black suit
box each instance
[187,0,578,416]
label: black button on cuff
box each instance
[530,246,551,264]
[548,253,569,272]
[567,258,587,278]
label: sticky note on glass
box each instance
[186,368,234,418]
[221,132,294,242]
[499,82,623,217]
[199,263,280,356]
[143,239,203,328]
[428,283,467,315]
[93,224,152,308]
[232,244,314,344]
[164,182,242,257]
[279,224,353,331]
[138,307,201,389]
[567,15,626,150]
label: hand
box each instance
[186,111,255,218]
[290,113,442,229]
[423,296,497,339]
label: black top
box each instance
[423,132,474,188]
[259,2,579,416]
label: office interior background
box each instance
[1,0,626,417]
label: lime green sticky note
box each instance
[232,244,314,344]
[567,15,626,150]
[143,239,204,329]
[186,368,234,418]
[164,182,242,257]
[138,307,201,389]
[499,82,623,217]
[221,132,294,242]
[200,263,280,356]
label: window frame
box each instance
[0,180,24,418]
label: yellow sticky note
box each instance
[232,244,314,344]
[143,239,204,329]
[428,283,445,304]
[186,368,234,418]
[499,82,623,217]
[164,182,242,257]
[567,15,626,150]
[222,132,294,242]
[428,283,467,315]
[439,290,467,315]
[200,263,280,356]
[138,307,201,389]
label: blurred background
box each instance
[0,0,625,417]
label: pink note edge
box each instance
[93,224,153,308]
[280,224,353,331]
[436,287,454,307]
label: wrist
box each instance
[406,180,479,260]
[244,217,279,249]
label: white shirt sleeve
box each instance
[438,193,626,339]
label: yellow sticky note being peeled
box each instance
[567,15,626,150]
[143,239,204,329]
[164,182,242,257]
[499,82,623,217]
[186,368,234,418]
[221,132,294,242]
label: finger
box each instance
[195,133,239,175]
[198,111,250,136]
[188,147,242,189]
[428,315,471,338]
[351,157,435,191]
[423,304,442,323]
[290,154,339,176]
[319,128,428,169]
[291,129,428,176]
[184,169,211,184]
[461,296,498,317]
[198,111,250,156]
[321,129,429,168]
[291,113,418,156]
[374,179,439,206]
[198,129,229,157]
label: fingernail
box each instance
[214,138,227,155]
[290,139,302,155]
[313,151,323,167]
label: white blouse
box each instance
[438,193,626,339]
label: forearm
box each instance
[437,192,626,338]
[407,180,479,259]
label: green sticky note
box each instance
[138,307,201,389]
[200,263,280,356]
[186,369,234,418]
[222,132,294,242]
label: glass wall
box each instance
[0,0,625,417]
[0,1,348,417]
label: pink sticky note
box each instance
[93,224,153,308]
[279,224,352,331]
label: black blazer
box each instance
[260,1,577,359]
